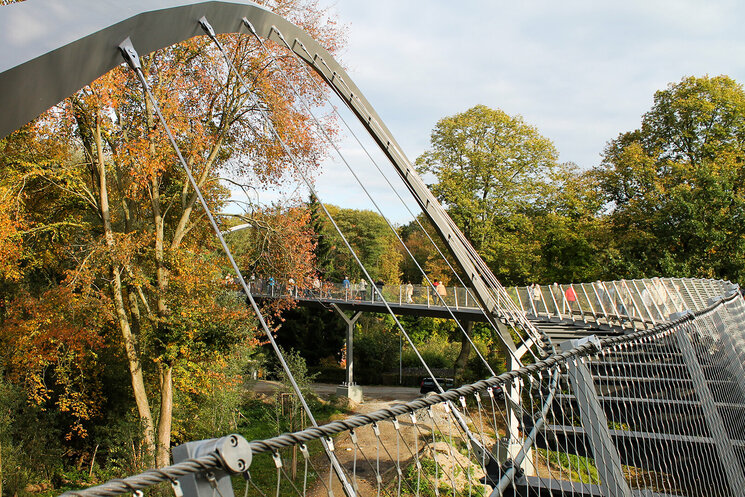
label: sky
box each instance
[252,0,745,224]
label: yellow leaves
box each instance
[0,184,25,282]
[1,288,107,441]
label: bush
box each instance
[0,377,65,496]
[402,336,459,369]
[353,316,400,384]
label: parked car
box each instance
[420,377,454,394]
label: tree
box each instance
[314,205,402,284]
[0,0,345,468]
[596,75,745,282]
[415,105,563,283]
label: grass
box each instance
[537,448,600,484]
[231,393,351,496]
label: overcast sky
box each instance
[262,0,745,223]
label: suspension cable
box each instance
[243,24,529,370]
[265,27,552,358]
[199,18,498,463]
[116,39,356,497]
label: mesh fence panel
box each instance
[61,288,745,497]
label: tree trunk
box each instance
[156,364,173,468]
[143,73,176,468]
[94,116,156,463]
[454,321,473,383]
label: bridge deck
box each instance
[252,292,624,341]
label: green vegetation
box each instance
[537,448,600,484]
[1,52,744,497]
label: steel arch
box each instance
[0,0,522,354]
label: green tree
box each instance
[315,205,401,284]
[529,166,607,283]
[415,105,563,284]
[597,75,745,282]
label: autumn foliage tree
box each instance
[0,0,344,470]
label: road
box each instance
[251,380,421,403]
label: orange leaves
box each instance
[0,287,111,440]
[230,204,317,288]
[0,184,24,281]
[0,0,348,459]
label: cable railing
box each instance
[3,4,743,496]
[247,277,737,330]
[62,285,745,497]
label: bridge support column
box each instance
[332,304,363,403]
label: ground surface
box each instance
[249,381,493,496]
[252,381,422,402]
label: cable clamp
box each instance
[500,459,524,480]
[242,17,259,38]
[409,412,417,424]
[325,437,335,452]
[198,17,216,38]
[349,430,358,445]
[172,434,252,474]
[392,419,400,431]
[670,310,695,322]
[272,452,282,469]
[299,444,309,459]
[171,480,184,497]
[118,38,141,71]
[566,334,602,352]
[459,396,467,409]
[205,473,217,488]
[372,423,380,437]
[487,387,495,399]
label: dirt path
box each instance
[249,382,501,495]
[305,399,431,497]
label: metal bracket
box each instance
[669,310,694,321]
[118,38,141,71]
[566,359,632,497]
[563,334,602,353]
[172,434,252,497]
[676,329,745,493]
[198,16,216,38]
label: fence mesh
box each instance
[62,285,745,497]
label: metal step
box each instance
[536,423,745,493]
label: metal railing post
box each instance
[580,283,597,323]
[631,279,657,325]
[564,346,632,497]
[673,317,745,494]
[621,279,644,330]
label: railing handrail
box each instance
[241,277,737,331]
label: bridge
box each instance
[249,276,735,336]
[1,2,745,497]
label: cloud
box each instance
[251,0,745,223]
